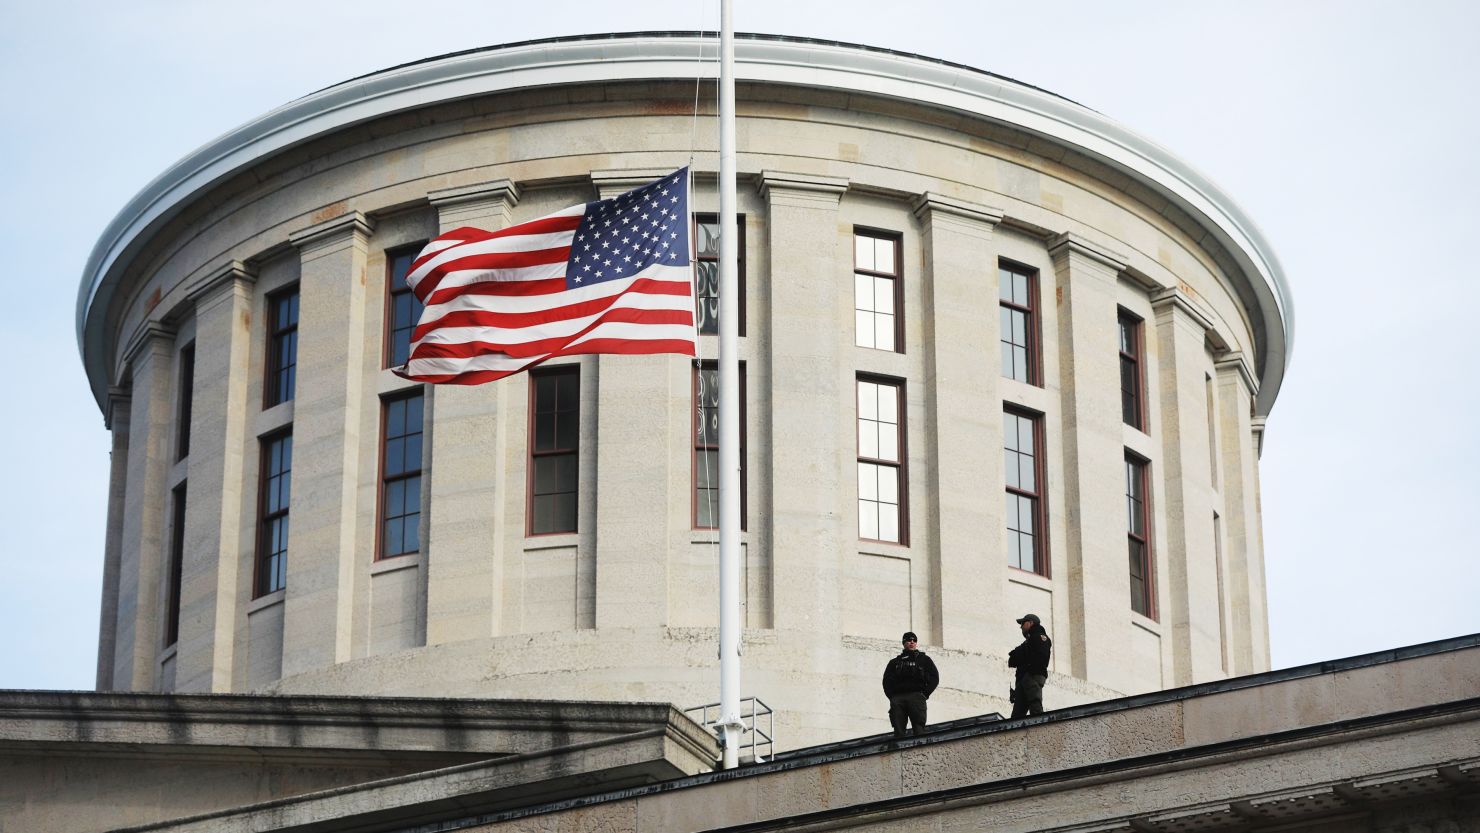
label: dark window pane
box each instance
[535,375,556,412]
[555,410,578,450]
[385,518,404,556]
[387,399,405,437]
[404,434,422,471]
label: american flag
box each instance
[394,169,697,385]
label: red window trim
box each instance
[375,388,425,561]
[1004,404,1050,578]
[856,373,909,546]
[998,260,1042,387]
[1125,450,1156,619]
[853,227,905,355]
[526,364,580,537]
[383,242,428,370]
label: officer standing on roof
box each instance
[882,631,939,737]
[1007,613,1052,718]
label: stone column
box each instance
[173,261,255,692]
[758,171,849,633]
[1049,232,1132,690]
[1152,289,1221,686]
[425,181,520,644]
[114,323,176,690]
[1215,353,1269,673]
[590,170,683,630]
[95,387,131,691]
[912,193,1004,649]
[280,211,374,677]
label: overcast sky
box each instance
[1,1,1476,691]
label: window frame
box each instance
[1118,308,1146,432]
[254,430,293,598]
[376,388,425,561]
[998,260,1041,386]
[164,483,186,647]
[1003,405,1049,577]
[852,227,905,354]
[1125,450,1156,619]
[383,242,428,370]
[526,365,581,537]
[692,214,746,337]
[264,284,300,409]
[692,361,747,530]
[855,374,909,545]
[175,342,195,461]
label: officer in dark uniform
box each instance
[1007,613,1052,718]
[882,631,940,737]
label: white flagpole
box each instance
[717,0,744,770]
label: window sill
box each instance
[1131,611,1161,635]
[525,533,579,551]
[1007,568,1052,590]
[371,553,422,576]
[255,400,294,438]
[247,588,286,614]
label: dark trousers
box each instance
[1010,674,1046,719]
[888,692,928,737]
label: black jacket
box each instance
[1007,625,1052,679]
[882,649,940,698]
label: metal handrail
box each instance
[683,696,774,763]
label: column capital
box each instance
[1048,232,1127,273]
[1250,415,1268,457]
[430,179,521,231]
[429,178,521,209]
[1151,286,1217,333]
[1216,351,1260,398]
[288,210,374,257]
[104,385,132,430]
[590,168,671,200]
[756,170,848,208]
[186,259,256,309]
[910,192,1003,231]
[119,320,177,371]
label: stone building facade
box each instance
[79,33,1293,748]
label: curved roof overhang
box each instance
[77,32,1292,415]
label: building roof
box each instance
[76,32,1293,415]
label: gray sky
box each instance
[1,0,1476,691]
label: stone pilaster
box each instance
[280,211,374,677]
[95,387,132,690]
[115,324,176,689]
[758,171,849,633]
[1215,353,1269,673]
[912,193,1004,649]
[425,181,520,644]
[1049,232,1133,690]
[173,261,256,692]
[589,170,687,630]
[1151,289,1222,685]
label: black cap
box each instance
[902,631,918,643]
[1015,614,1041,625]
